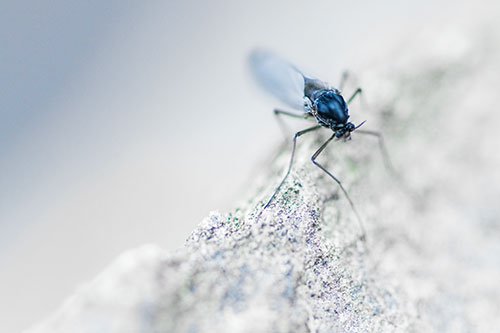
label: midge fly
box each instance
[250,50,392,239]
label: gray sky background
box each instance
[1,0,491,331]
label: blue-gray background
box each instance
[0,0,482,331]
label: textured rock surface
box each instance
[28,27,500,332]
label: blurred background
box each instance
[1,0,494,331]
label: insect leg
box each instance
[311,134,366,240]
[274,108,312,139]
[264,125,322,209]
[339,71,349,91]
[347,88,363,104]
[355,130,397,177]
[274,108,305,119]
[354,129,421,218]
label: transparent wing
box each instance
[249,50,306,111]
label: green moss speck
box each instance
[346,157,359,173]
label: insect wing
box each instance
[249,50,306,111]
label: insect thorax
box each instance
[303,96,329,128]
[304,89,349,129]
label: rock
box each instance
[27,26,500,333]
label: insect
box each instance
[250,50,392,239]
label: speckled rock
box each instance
[28,27,500,333]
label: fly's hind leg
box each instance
[273,108,312,140]
[339,71,364,106]
[339,71,349,91]
[347,88,363,104]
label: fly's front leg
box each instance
[264,125,321,209]
[311,134,366,241]
[355,129,420,204]
[355,129,396,177]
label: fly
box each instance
[250,50,393,240]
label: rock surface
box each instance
[28,27,500,332]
